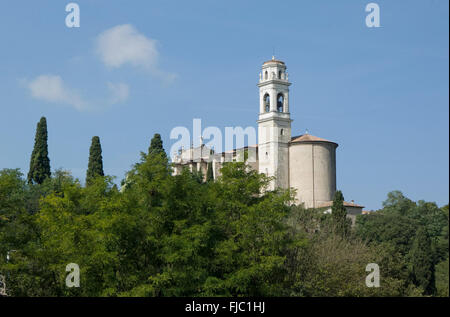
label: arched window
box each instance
[277,93,284,112]
[264,71,268,80]
[264,93,270,112]
[280,129,284,136]
[278,71,282,79]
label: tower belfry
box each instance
[257,57,292,190]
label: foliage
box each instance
[409,228,436,295]
[148,133,166,159]
[206,161,214,183]
[285,205,420,296]
[86,136,104,186]
[435,205,449,297]
[435,257,449,297]
[355,192,449,296]
[0,129,447,297]
[331,190,351,237]
[27,117,51,184]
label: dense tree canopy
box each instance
[2,160,444,296]
[0,125,447,297]
[355,192,449,296]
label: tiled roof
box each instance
[317,201,365,208]
[291,134,331,143]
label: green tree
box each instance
[27,117,51,184]
[0,169,43,296]
[148,133,166,158]
[435,257,449,297]
[409,227,436,295]
[206,161,214,182]
[382,190,417,216]
[355,212,418,255]
[331,190,350,237]
[120,144,205,296]
[435,205,449,297]
[203,162,296,296]
[0,169,30,255]
[86,136,104,186]
[191,166,204,184]
[355,191,449,296]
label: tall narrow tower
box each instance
[257,57,292,190]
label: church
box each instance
[172,57,364,218]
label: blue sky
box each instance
[0,0,448,210]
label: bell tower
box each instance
[257,57,292,190]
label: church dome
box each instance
[263,58,285,65]
[263,59,284,65]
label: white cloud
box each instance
[27,75,130,111]
[96,24,158,69]
[95,24,176,82]
[28,75,87,111]
[107,82,129,104]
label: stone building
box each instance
[172,57,363,213]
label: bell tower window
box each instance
[264,93,270,112]
[277,93,284,112]
[264,71,268,80]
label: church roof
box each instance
[290,134,338,146]
[317,201,365,208]
[263,58,285,65]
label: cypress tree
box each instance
[331,190,350,237]
[192,167,204,184]
[86,136,104,186]
[410,227,436,295]
[27,117,51,184]
[148,133,167,158]
[206,161,214,182]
